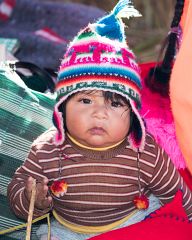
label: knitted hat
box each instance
[53,0,145,152]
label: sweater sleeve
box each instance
[7,144,52,220]
[148,146,192,221]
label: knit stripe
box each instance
[21,166,45,179]
[65,191,139,197]
[60,207,132,219]
[46,172,146,182]
[60,207,116,213]
[69,183,133,188]
[61,163,138,171]
[59,64,141,88]
[57,74,140,91]
[57,199,132,206]
[19,190,29,215]
[38,154,82,163]
[151,158,172,189]
[56,78,141,107]
[65,44,134,58]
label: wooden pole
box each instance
[26,179,36,240]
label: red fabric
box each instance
[88,191,192,240]
[34,27,68,44]
[179,168,192,191]
[0,0,16,21]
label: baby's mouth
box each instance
[89,127,106,135]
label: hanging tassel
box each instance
[133,152,149,209]
[113,0,141,19]
[50,179,68,198]
[95,0,141,42]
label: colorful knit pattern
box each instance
[53,0,145,151]
[57,26,141,108]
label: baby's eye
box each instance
[111,101,124,108]
[79,98,92,104]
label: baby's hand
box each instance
[25,176,52,210]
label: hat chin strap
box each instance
[128,100,146,152]
[53,108,65,145]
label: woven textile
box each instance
[0,63,55,239]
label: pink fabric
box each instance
[139,62,186,169]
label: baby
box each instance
[8,1,192,239]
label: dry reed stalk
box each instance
[26,179,36,240]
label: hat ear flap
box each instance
[127,100,146,152]
[53,106,65,145]
[129,113,143,145]
[128,110,134,135]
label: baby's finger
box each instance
[25,176,34,197]
[43,178,49,194]
[35,195,52,210]
[42,177,49,185]
[36,181,49,198]
[43,195,52,208]
[41,184,49,198]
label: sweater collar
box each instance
[65,133,128,160]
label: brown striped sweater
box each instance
[7,128,192,225]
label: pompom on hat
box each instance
[53,0,145,152]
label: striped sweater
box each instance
[7,128,192,226]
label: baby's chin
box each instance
[83,136,117,148]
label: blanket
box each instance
[0,0,104,69]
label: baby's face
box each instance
[65,90,131,148]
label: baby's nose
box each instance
[92,104,108,119]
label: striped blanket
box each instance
[0,63,55,239]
